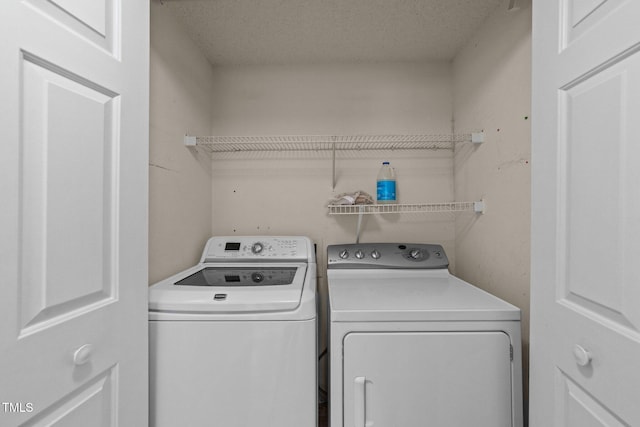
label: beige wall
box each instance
[209,62,457,268]
[210,62,453,135]
[452,0,532,400]
[149,1,214,284]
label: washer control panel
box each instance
[202,236,311,262]
[327,243,448,269]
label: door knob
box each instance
[573,344,591,367]
[73,344,93,366]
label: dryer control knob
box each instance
[251,242,264,254]
[371,250,381,259]
[355,250,365,259]
[339,249,349,259]
[409,249,423,260]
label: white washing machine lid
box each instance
[149,262,308,314]
[328,269,520,322]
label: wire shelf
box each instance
[327,201,485,215]
[185,133,481,153]
[185,132,484,189]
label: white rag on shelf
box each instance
[329,191,374,206]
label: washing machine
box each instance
[149,236,317,427]
[327,243,523,427]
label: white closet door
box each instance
[0,0,149,425]
[343,332,513,427]
[531,1,640,425]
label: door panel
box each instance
[44,0,108,35]
[0,0,148,426]
[343,332,513,427]
[555,372,627,427]
[22,0,117,53]
[531,0,640,426]
[20,53,119,335]
[562,0,626,47]
[558,51,640,332]
[20,367,117,427]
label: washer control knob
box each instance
[355,250,365,259]
[409,249,423,260]
[339,249,349,259]
[371,250,381,259]
[251,242,264,254]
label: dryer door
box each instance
[343,331,513,427]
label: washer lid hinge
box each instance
[510,344,514,361]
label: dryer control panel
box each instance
[327,243,449,269]
[201,236,313,262]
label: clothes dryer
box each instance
[327,243,523,427]
[149,236,317,427]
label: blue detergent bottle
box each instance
[376,161,396,204]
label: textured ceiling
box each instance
[161,0,504,66]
